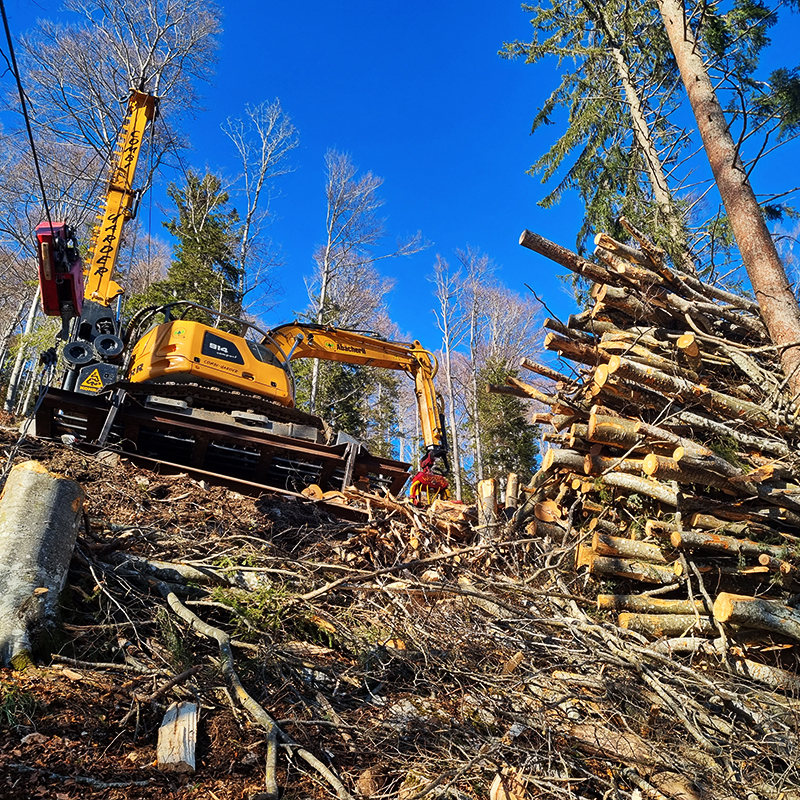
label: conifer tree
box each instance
[126,171,241,322]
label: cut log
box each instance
[544,332,611,368]
[757,553,797,577]
[594,245,665,287]
[0,461,84,667]
[592,284,675,327]
[606,355,780,429]
[477,479,498,534]
[157,701,198,773]
[487,383,530,399]
[597,594,708,614]
[644,519,679,539]
[642,454,732,491]
[504,376,558,405]
[671,530,790,560]
[587,413,642,449]
[576,546,679,584]
[520,230,617,286]
[542,448,587,474]
[592,533,666,563]
[713,593,800,641]
[595,473,679,507]
[675,333,700,358]
[520,357,574,384]
[583,453,645,476]
[672,410,791,457]
[729,656,800,693]
[598,338,697,380]
[544,315,596,344]
[618,613,716,637]
[687,513,773,538]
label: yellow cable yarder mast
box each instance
[58,89,157,395]
[84,90,158,306]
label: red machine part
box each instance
[409,466,449,506]
[36,221,84,319]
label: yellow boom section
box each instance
[84,90,158,306]
[267,323,445,453]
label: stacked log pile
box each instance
[505,219,800,675]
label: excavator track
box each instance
[34,386,412,496]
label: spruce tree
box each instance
[125,171,241,323]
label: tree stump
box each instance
[0,461,84,667]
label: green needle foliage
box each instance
[126,171,242,323]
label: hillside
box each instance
[0,413,798,800]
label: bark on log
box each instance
[576,546,680,584]
[618,613,716,637]
[487,383,530,399]
[598,338,698,380]
[520,357,574,385]
[583,453,645,476]
[607,355,779,429]
[594,245,665,287]
[642,454,732,491]
[713,593,800,641]
[542,448,588,474]
[598,594,708,614]
[504,473,519,512]
[670,530,790,560]
[544,332,611,368]
[544,316,595,344]
[520,230,619,286]
[477,479,498,535]
[0,461,84,667]
[729,656,800,693]
[592,533,666,563]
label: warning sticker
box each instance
[79,369,105,393]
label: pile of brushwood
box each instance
[3,213,800,799]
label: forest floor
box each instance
[1,425,799,800]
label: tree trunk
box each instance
[0,461,84,667]
[4,292,39,414]
[658,0,800,398]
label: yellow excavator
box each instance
[34,91,449,502]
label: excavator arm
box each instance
[266,323,450,502]
[267,322,448,460]
[38,90,158,395]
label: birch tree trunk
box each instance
[658,0,800,397]
[4,291,39,414]
[0,461,84,667]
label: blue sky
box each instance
[194,1,583,344]
[3,1,799,353]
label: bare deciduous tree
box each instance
[0,0,222,261]
[222,99,298,314]
[307,149,426,412]
[432,255,469,501]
